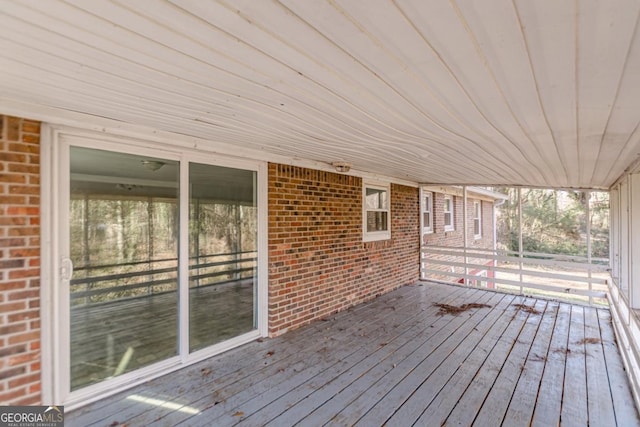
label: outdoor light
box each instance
[141,160,165,171]
[332,161,352,173]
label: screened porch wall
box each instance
[609,170,640,407]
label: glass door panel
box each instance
[188,162,257,352]
[69,147,179,390]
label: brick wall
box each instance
[268,164,420,336]
[0,116,41,404]
[422,192,496,282]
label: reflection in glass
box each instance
[189,163,257,352]
[69,147,179,390]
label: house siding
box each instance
[422,192,496,284]
[0,116,41,405]
[267,164,420,336]
[423,193,494,248]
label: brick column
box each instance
[0,116,41,404]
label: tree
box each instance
[495,188,609,258]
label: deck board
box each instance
[440,298,538,426]
[585,306,617,425]
[66,282,640,427]
[561,305,589,427]
[256,286,473,426]
[364,293,516,426]
[530,302,572,427]
[470,299,549,427]
[331,291,504,427]
[410,296,527,426]
[501,301,559,426]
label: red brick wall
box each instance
[0,116,41,404]
[422,192,496,282]
[423,193,495,248]
[268,164,420,336]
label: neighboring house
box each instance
[419,186,507,289]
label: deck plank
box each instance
[409,296,529,426]
[500,301,559,426]
[384,294,524,426]
[140,284,461,426]
[530,302,572,427]
[283,289,501,427]
[249,286,475,426]
[584,306,617,426]
[471,299,552,426]
[64,282,639,427]
[441,298,543,426]
[347,292,510,426]
[560,305,589,427]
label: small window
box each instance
[444,195,454,231]
[473,201,482,239]
[363,183,391,241]
[421,189,433,234]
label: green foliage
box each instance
[495,188,609,258]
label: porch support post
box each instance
[518,188,523,294]
[586,191,593,305]
[463,186,469,285]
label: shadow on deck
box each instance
[67,282,639,426]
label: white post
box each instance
[463,186,469,285]
[586,191,593,305]
[518,188,524,294]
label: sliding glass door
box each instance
[59,138,262,401]
[188,162,257,352]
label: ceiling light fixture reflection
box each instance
[141,160,166,171]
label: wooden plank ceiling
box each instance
[1,0,639,189]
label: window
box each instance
[473,201,482,239]
[421,189,433,234]
[363,183,390,241]
[444,195,454,231]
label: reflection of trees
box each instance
[495,188,609,258]
[190,202,257,258]
[69,194,257,304]
[70,196,179,268]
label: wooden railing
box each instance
[70,251,257,306]
[420,245,609,305]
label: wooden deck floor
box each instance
[67,282,639,426]
[70,280,254,390]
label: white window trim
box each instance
[473,200,482,239]
[444,195,455,232]
[420,188,433,235]
[363,182,391,242]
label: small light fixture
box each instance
[141,160,165,171]
[332,161,352,173]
